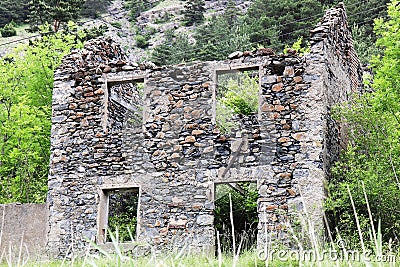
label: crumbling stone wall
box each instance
[47,3,362,257]
[293,2,363,237]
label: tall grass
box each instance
[1,190,399,266]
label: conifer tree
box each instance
[244,0,323,50]
[182,0,205,26]
[124,0,153,21]
[224,0,241,25]
[28,0,83,32]
[0,0,29,27]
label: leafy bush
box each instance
[107,190,139,242]
[216,102,238,133]
[284,36,310,56]
[0,23,17,37]
[326,0,400,246]
[111,22,122,29]
[220,75,258,115]
[80,25,108,41]
[216,72,258,132]
[135,34,149,48]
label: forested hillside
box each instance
[0,0,399,250]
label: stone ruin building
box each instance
[0,3,364,258]
[46,3,363,257]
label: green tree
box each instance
[28,0,83,31]
[191,14,252,61]
[224,0,241,25]
[0,0,29,27]
[150,29,194,65]
[244,0,324,50]
[80,0,111,19]
[0,31,83,203]
[182,0,205,26]
[124,0,157,21]
[151,4,252,64]
[326,0,400,245]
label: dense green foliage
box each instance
[107,190,138,242]
[215,183,258,253]
[134,35,149,48]
[326,0,400,246]
[0,23,17,37]
[182,0,205,26]
[216,72,259,132]
[245,0,324,49]
[0,0,29,28]
[149,0,391,65]
[150,0,323,64]
[0,30,83,203]
[344,0,390,62]
[0,0,111,30]
[28,0,84,32]
[150,29,194,65]
[345,0,390,38]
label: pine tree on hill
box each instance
[244,0,324,50]
[183,0,205,26]
[0,0,29,27]
[224,0,241,25]
[28,0,83,32]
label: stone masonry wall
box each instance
[47,3,362,257]
[291,2,363,239]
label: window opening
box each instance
[214,181,258,254]
[104,188,139,243]
[216,68,259,133]
[108,79,144,130]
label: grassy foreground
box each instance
[1,248,398,267]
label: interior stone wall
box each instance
[46,3,362,257]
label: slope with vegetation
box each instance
[149,0,390,65]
